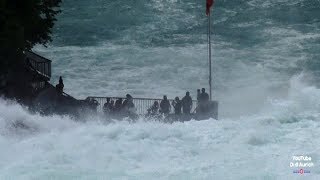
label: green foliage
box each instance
[0,0,62,72]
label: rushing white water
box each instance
[1,76,320,179]
[2,0,320,179]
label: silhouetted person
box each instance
[147,101,159,116]
[198,88,210,113]
[182,91,192,114]
[109,100,115,112]
[199,88,209,103]
[55,76,64,95]
[160,95,171,115]
[103,97,111,114]
[172,97,182,115]
[121,94,137,119]
[86,98,99,113]
[123,94,135,111]
[114,98,123,112]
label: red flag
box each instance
[206,0,214,15]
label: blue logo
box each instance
[293,169,311,174]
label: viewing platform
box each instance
[21,52,219,120]
[87,96,198,115]
[87,96,218,119]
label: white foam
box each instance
[0,77,320,179]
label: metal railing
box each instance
[25,51,51,79]
[86,96,198,115]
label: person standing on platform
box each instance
[108,100,115,112]
[114,98,123,112]
[172,97,182,115]
[148,101,159,116]
[198,88,210,113]
[199,88,209,102]
[55,76,64,95]
[123,94,135,112]
[182,91,192,114]
[103,97,111,114]
[160,95,171,115]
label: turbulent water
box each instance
[1,0,320,179]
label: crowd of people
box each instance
[98,88,210,119]
[147,88,210,117]
[102,94,136,117]
[53,76,212,119]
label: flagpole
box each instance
[208,11,212,101]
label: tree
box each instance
[0,0,62,73]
